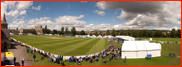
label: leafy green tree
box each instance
[128,29,132,36]
[166,32,170,37]
[170,28,176,38]
[111,29,116,37]
[116,32,119,36]
[139,30,143,37]
[80,30,85,35]
[94,31,99,36]
[90,33,93,36]
[176,29,181,38]
[120,29,124,35]
[132,30,136,37]
[44,25,47,34]
[103,33,105,36]
[154,30,163,37]
[65,27,69,34]
[148,30,154,37]
[76,31,80,35]
[124,30,128,36]
[143,29,149,37]
[135,30,139,37]
[31,29,37,34]
[106,29,110,35]
[23,31,27,33]
[60,27,64,35]
[47,29,51,34]
[99,31,102,36]
[71,27,77,36]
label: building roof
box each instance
[22,29,33,31]
[116,36,135,41]
[1,13,8,25]
[1,30,10,41]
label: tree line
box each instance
[28,25,181,38]
[44,25,77,36]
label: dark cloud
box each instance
[97,1,164,14]
[97,1,181,28]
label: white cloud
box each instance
[114,12,117,15]
[54,15,86,26]
[4,1,17,9]
[8,21,27,28]
[1,1,33,19]
[1,2,8,19]
[32,5,41,10]
[94,10,106,16]
[81,1,87,3]
[112,19,115,21]
[16,1,33,10]
[11,10,19,18]
[154,26,179,30]
[19,10,26,15]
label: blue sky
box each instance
[1,1,181,31]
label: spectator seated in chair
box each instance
[69,57,72,62]
[95,55,98,58]
[31,50,33,54]
[89,58,93,63]
[56,58,59,63]
[77,61,81,65]
[92,55,95,59]
[57,58,60,64]
[79,57,82,62]
[53,57,57,63]
[103,59,106,63]
[85,56,89,61]
[41,56,44,60]
[61,61,65,66]
[44,53,47,57]
[73,57,76,62]
[95,58,99,62]
[82,57,85,60]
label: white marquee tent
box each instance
[91,35,96,38]
[107,35,113,38]
[97,35,102,38]
[103,36,107,38]
[122,41,161,59]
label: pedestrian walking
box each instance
[33,54,36,62]
[125,56,126,63]
[22,59,24,66]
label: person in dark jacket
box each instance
[22,59,24,66]
[89,58,93,63]
[61,61,65,66]
[14,57,16,63]
[41,56,44,60]
[33,54,36,62]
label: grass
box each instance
[26,43,181,66]
[11,35,110,56]
[12,35,181,66]
[135,37,181,42]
